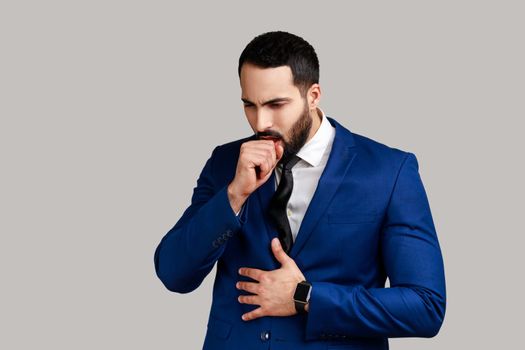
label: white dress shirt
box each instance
[273,107,336,242]
[234,107,336,243]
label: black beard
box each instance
[283,101,312,159]
[256,100,312,164]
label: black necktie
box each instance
[267,154,301,254]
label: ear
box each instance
[307,83,321,110]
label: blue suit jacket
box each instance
[154,117,446,349]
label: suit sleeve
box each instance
[305,152,446,339]
[153,146,247,293]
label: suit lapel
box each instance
[255,117,358,258]
[289,118,357,259]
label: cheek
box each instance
[272,114,291,135]
[243,107,253,117]
[244,110,257,127]
[275,105,300,129]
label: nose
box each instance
[255,109,273,132]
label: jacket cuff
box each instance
[190,184,244,256]
[304,282,355,341]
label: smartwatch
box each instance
[293,280,312,314]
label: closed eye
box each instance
[243,103,284,109]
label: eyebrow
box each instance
[241,97,292,106]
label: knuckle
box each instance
[260,274,270,283]
[256,285,265,294]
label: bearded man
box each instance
[154,30,446,350]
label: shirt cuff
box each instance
[232,198,249,226]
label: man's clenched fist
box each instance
[227,139,284,213]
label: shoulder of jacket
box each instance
[351,131,411,163]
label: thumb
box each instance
[271,238,290,265]
[275,142,284,161]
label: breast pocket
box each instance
[327,208,382,224]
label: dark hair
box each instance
[238,31,319,97]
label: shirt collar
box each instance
[296,106,336,167]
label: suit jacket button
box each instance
[260,330,270,341]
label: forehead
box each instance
[240,63,300,101]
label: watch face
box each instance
[294,282,311,302]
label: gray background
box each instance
[1,0,523,349]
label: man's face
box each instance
[239,63,313,160]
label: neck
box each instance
[306,107,322,143]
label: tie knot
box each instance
[281,154,301,171]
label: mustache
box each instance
[255,130,283,140]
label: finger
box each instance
[239,267,265,282]
[251,139,275,146]
[257,146,276,172]
[275,142,284,161]
[242,307,265,321]
[256,144,278,173]
[243,144,277,173]
[236,281,260,294]
[243,150,272,166]
[252,143,278,167]
[271,237,291,266]
[245,140,276,152]
[246,150,272,167]
[249,154,271,176]
[253,156,272,179]
[237,294,260,305]
[266,141,277,161]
